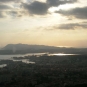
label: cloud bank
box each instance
[56,6,87,19]
[46,0,77,7]
[41,22,87,30]
[0,0,23,3]
[58,22,87,29]
[22,0,77,15]
[0,0,78,18]
[22,1,48,15]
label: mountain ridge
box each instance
[2,44,58,50]
[0,44,87,54]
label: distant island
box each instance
[0,44,87,55]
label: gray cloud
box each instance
[7,11,18,17]
[9,11,18,14]
[0,10,25,18]
[0,5,12,10]
[22,0,77,15]
[0,4,15,18]
[23,1,48,15]
[47,0,77,7]
[56,22,87,30]
[0,0,23,18]
[7,10,26,17]
[0,0,78,17]
[0,0,22,3]
[0,0,13,3]
[56,6,87,19]
[40,22,87,30]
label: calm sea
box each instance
[0,53,46,60]
[0,53,79,68]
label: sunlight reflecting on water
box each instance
[13,59,35,64]
[50,53,78,56]
[0,64,7,68]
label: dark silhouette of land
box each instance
[0,44,87,54]
[0,54,87,87]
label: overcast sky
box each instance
[0,0,87,48]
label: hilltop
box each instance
[0,44,87,54]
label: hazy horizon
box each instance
[0,0,87,48]
[0,43,87,49]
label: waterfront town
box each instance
[0,54,87,87]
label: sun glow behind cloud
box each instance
[0,0,87,48]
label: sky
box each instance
[0,0,87,48]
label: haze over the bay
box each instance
[0,0,87,48]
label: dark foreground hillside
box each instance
[0,55,87,87]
